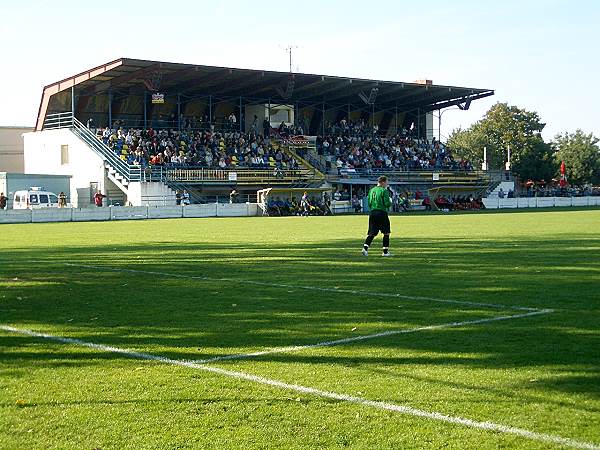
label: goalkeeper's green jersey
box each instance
[368,186,392,212]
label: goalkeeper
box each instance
[362,176,392,257]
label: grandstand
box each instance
[25,58,495,207]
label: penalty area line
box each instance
[194,309,553,364]
[0,324,597,450]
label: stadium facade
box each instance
[23,58,494,207]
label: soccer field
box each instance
[1,210,599,449]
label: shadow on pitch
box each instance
[0,234,599,400]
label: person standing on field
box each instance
[362,176,392,257]
[94,191,106,207]
[58,192,67,208]
[301,191,311,216]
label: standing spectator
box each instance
[352,195,363,213]
[93,191,106,207]
[228,112,237,131]
[58,192,67,208]
[301,191,311,216]
[263,118,270,138]
[175,190,182,205]
[182,190,191,205]
[422,196,432,211]
[0,192,7,210]
[230,188,239,204]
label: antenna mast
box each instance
[285,45,298,73]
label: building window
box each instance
[61,145,69,165]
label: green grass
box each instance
[1,210,599,449]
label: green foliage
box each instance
[554,129,600,184]
[1,214,600,449]
[511,138,557,182]
[448,103,554,180]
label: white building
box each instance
[23,121,175,208]
[0,126,33,173]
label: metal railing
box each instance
[329,167,489,182]
[45,112,149,183]
[165,168,313,184]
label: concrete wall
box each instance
[0,126,33,173]
[127,181,177,206]
[0,203,260,224]
[23,129,106,208]
[483,196,600,209]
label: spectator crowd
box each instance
[97,127,300,171]
[316,119,472,173]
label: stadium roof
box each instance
[36,58,494,131]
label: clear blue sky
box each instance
[1,0,598,140]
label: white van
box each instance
[13,188,60,209]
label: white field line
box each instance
[194,309,553,364]
[1,324,597,450]
[61,262,541,312]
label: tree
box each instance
[553,130,600,185]
[447,103,553,179]
[510,138,557,182]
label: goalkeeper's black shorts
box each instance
[368,210,391,235]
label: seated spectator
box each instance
[315,119,473,173]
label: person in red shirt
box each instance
[94,192,106,207]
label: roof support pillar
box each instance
[108,90,113,129]
[177,93,181,131]
[294,102,298,128]
[71,86,75,119]
[143,92,147,129]
[209,95,212,127]
[239,96,243,132]
[322,102,325,136]
[371,103,375,139]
